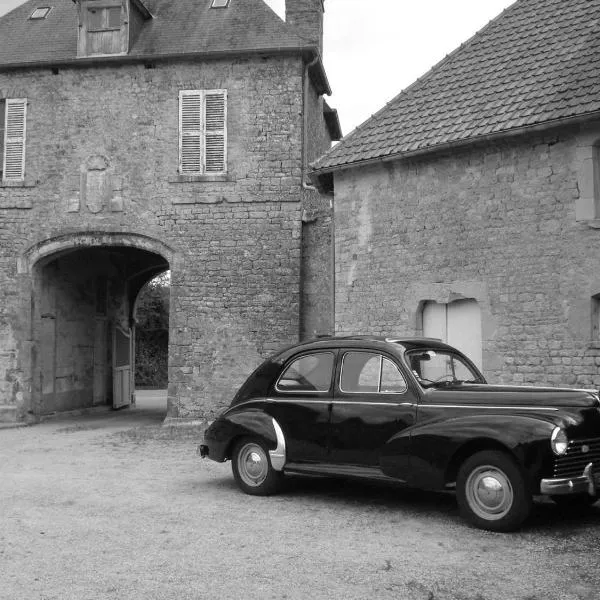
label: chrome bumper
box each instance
[540,462,599,496]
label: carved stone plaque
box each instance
[84,155,111,214]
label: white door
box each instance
[112,325,132,409]
[423,299,483,369]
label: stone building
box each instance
[0,0,340,424]
[312,0,600,389]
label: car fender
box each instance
[206,407,286,470]
[385,413,557,490]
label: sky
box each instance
[0,0,516,135]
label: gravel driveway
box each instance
[1,391,599,600]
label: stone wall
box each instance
[333,123,600,389]
[0,53,332,421]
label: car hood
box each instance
[426,383,600,408]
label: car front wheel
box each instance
[456,450,532,532]
[231,437,283,496]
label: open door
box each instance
[113,325,132,409]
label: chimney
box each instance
[285,0,324,55]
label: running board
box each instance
[283,462,405,484]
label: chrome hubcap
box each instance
[466,465,514,520]
[238,443,268,487]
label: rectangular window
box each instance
[179,90,227,175]
[1,98,27,182]
[87,5,121,31]
[0,99,4,179]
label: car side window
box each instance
[380,358,408,393]
[276,352,334,393]
[340,352,407,394]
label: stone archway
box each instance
[20,232,175,421]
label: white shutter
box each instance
[204,90,227,173]
[179,91,202,174]
[3,99,26,181]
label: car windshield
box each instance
[405,349,484,387]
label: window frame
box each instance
[1,98,27,183]
[275,351,335,395]
[86,4,122,32]
[30,6,52,20]
[339,351,408,395]
[179,89,227,176]
[0,99,4,180]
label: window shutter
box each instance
[204,90,227,173]
[0,100,5,177]
[3,99,27,181]
[179,91,202,174]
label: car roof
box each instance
[272,335,459,360]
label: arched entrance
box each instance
[21,233,173,419]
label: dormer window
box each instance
[30,7,52,20]
[88,5,121,31]
[76,0,152,58]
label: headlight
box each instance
[551,427,568,456]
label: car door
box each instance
[329,350,417,476]
[269,350,336,464]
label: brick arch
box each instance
[18,231,176,275]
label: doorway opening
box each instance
[31,245,170,418]
[134,272,170,415]
[421,299,483,369]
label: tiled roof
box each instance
[313,0,600,173]
[0,0,313,67]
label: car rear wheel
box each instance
[456,450,532,532]
[231,437,283,496]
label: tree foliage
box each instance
[135,273,169,388]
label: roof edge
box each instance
[0,45,331,94]
[311,109,600,177]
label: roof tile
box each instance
[0,0,311,67]
[314,0,600,172]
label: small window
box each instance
[30,7,52,20]
[340,352,407,394]
[1,98,27,183]
[179,90,227,175]
[592,294,600,341]
[88,6,121,32]
[211,0,230,7]
[276,352,334,393]
[0,99,5,179]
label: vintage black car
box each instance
[199,336,600,531]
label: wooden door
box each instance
[423,299,483,369]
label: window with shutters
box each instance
[179,90,227,175]
[1,99,27,183]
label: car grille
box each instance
[553,437,600,478]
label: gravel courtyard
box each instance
[1,391,599,600]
